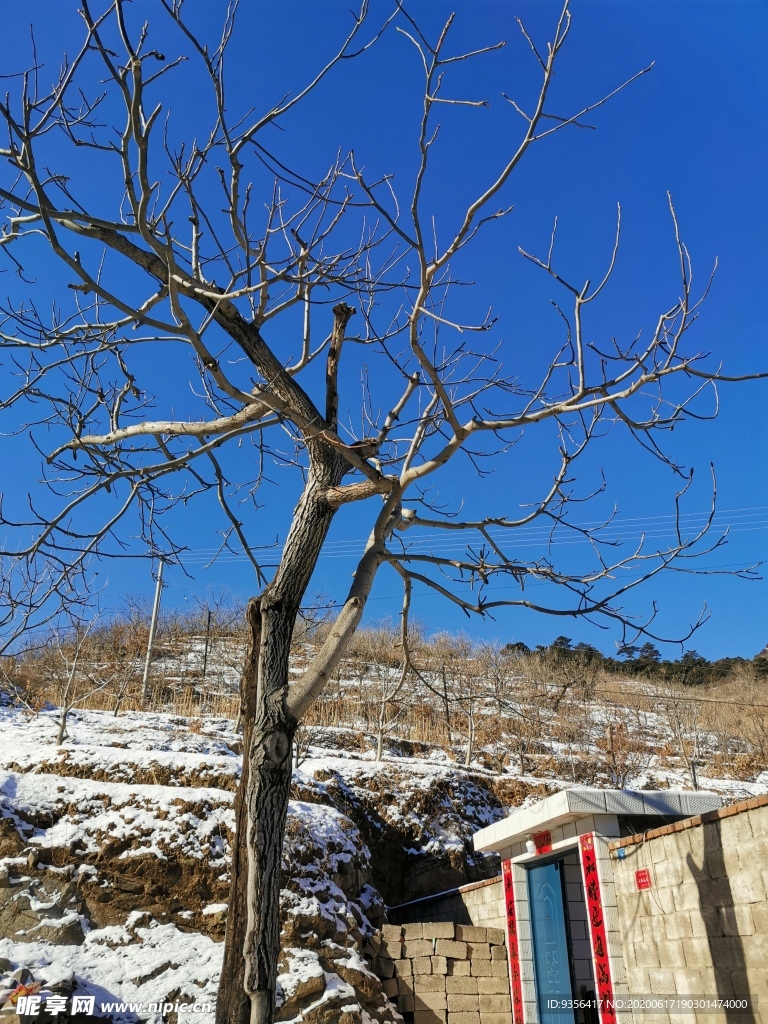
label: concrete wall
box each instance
[371,921,511,1024]
[389,876,505,931]
[609,795,768,1023]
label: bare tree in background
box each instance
[659,689,706,790]
[0,556,93,658]
[49,615,111,744]
[360,613,416,762]
[0,2,763,1022]
[414,632,473,749]
[596,717,654,790]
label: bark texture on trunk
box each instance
[217,462,350,1024]
[217,601,260,1024]
[242,597,298,1024]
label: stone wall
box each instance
[609,794,768,1022]
[370,921,511,1024]
[389,876,505,931]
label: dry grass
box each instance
[3,619,767,783]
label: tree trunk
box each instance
[57,708,68,745]
[242,597,299,1024]
[217,591,305,1024]
[441,670,452,746]
[376,701,386,761]
[215,280,389,1022]
[217,461,351,1024]
[464,710,475,767]
[217,601,260,1024]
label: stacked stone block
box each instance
[372,921,512,1024]
[459,877,506,931]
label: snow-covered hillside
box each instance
[1,697,766,1024]
[0,705,503,1024]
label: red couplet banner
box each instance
[502,858,525,1024]
[579,833,617,1024]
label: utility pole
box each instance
[202,607,212,680]
[141,558,165,703]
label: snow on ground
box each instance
[0,706,403,1023]
[0,920,222,1024]
[1,706,239,759]
[0,767,233,866]
[297,750,503,857]
[1,694,766,1023]
[0,707,236,1022]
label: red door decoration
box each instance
[531,830,552,854]
[579,833,616,1024]
[502,858,525,1024]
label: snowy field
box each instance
[0,707,237,1024]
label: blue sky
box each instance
[1,1,767,658]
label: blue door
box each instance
[529,861,575,1024]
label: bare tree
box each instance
[658,688,706,790]
[458,668,480,768]
[44,615,114,743]
[0,556,92,658]
[0,3,763,1022]
[596,717,654,790]
[500,650,578,776]
[477,642,515,719]
[361,611,416,763]
[414,632,473,752]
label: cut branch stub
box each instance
[326,302,355,429]
[262,729,291,765]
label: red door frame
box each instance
[502,835,619,1024]
[579,832,617,1024]
[502,857,525,1024]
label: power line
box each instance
[279,558,766,611]
[177,506,768,564]
[177,522,768,565]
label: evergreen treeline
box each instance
[502,635,768,686]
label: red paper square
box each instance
[635,868,652,890]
